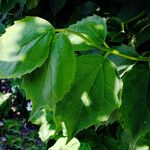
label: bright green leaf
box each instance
[67,15,107,51]
[22,33,76,118]
[120,63,150,142]
[55,55,122,140]
[0,16,54,78]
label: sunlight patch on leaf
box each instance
[81,91,91,107]
[136,145,149,150]
[97,115,109,122]
[94,24,104,30]
[68,34,85,45]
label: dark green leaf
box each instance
[55,55,122,140]
[22,33,76,118]
[26,0,40,10]
[0,23,6,35]
[120,63,150,142]
[68,2,98,25]
[0,0,19,14]
[109,44,138,72]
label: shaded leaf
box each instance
[68,2,98,25]
[26,0,40,10]
[120,63,150,142]
[0,0,19,14]
[49,137,91,150]
[109,44,138,72]
[0,23,6,35]
[135,24,150,47]
[50,0,67,16]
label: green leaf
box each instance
[67,15,107,51]
[68,2,98,24]
[55,55,122,140]
[22,33,76,118]
[109,44,138,72]
[49,137,91,150]
[0,16,54,78]
[50,0,68,16]
[120,63,150,142]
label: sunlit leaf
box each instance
[55,55,122,140]
[67,15,107,51]
[0,16,54,78]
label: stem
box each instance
[103,41,110,48]
[55,29,150,62]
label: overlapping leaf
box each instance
[22,33,76,118]
[67,15,107,51]
[120,63,150,142]
[109,44,138,72]
[55,55,122,140]
[0,16,54,78]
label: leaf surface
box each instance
[22,33,76,117]
[0,16,54,78]
[55,55,122,140]
[120,63,150,142]
[67,15,107,51]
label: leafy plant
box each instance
[0,14,149,149]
